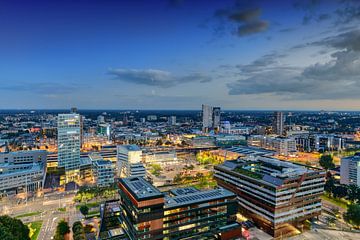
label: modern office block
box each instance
[168,116,176,126]
[92,159,115,187]
[340,153,360,186]
[214,157,325,238]
[57,113,81,182]
[0,150,48,194]
[99,177,241,240]
[117,145,145,178]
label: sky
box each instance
[1,0,360,110]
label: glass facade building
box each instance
[57,113,81,182]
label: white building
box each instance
[90,153,114,187]
[340,153,360,186]
[168,116,176,126]
[117,145,145,178]
[0,150,48,194]
[272,137,297,156]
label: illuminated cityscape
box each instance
[1,1,360,240]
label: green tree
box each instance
[72,221,85,240]
[79,205,89,218]
[324,176,336,194]
[319,154,335,170]
[0,215,30,240]
[348,184,360,203]
[54,219,70,240]
[343,204,360,228]
[332,185,348,199]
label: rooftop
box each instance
[226,146,275,157]
[119,177,163,201]
[118,144,141,151]
[170,187,199,196]
[217,156,318,186]
[165,188,235,208]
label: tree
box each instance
[0,215,30,240]
[72,221,85,240]
[343,204,360,228]
[79,205,89,218]
[348,184,360,203]
[324,176,336,194]
[54,219,70,240]
[319,154,335,170]
[332,185,348,199]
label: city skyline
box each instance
[1,0,360,110]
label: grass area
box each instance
[88,210,100,215]
[76,201,100,210]
[15,211,42,219]
[28,221,42,240]
[58,207,66,212]
[321,194,349,209]
[235,167,263,179]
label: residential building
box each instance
[98,177,241,240]
[93,161,115,187]
[340,153,360,186]
[57,113,81,182]
[0,150,48,194]
[273,112,284,136]
[117,144,145,178]
[272,137,297,156]
[214,157,325,238]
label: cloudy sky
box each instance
[1,0,360,110]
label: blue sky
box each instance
[0,0,360,110]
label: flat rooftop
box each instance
[217,157,319,186]
[226,146,275,156]
[118,144,141,151]
[165,188,235,208]
[119,177,163,201]
[170,187,199,196]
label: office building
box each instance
[340,153,360,186]
[214,157,325,238]
[143,150,178,166]
[202,104,221,133]
[91,153,115,187]
[117,145,145,178]
[98,115,105,123]
[57,113,81,182]
[272,137,297,156]
[98,177,241,240]
[0,150,48,194]
[273,112,284,136]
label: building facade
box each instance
[340,153,360,186]
[202,104,221,133]
[214,157,325,238]
[117,145,146,178]
[101,177,241,240]
[57,113,81,182]
[0,150,48,194]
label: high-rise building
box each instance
[117,145,145,178]
[98,177,241,240]
[214,157,325,238]
[202,104,221,133]
[273,111,284,136]
[340,153,360,186]
[98,115,105,123]
[57,113,81,183]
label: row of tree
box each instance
[0,215,30,240]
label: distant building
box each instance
[214,157,325,238]
[98,177,241,240]
[143,150,178,165]
[98,123,111,141]
[273,111,284,136]
[147,115,157,121]
[340,153,360,186]
[57,113,81,183]
[202,104,221,133]
[0,150,48,194]
[117,145,145,178]
[168,116,176,126]
[272,137,297,156]
[97,115,105,123]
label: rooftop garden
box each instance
[235,167,263,180]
